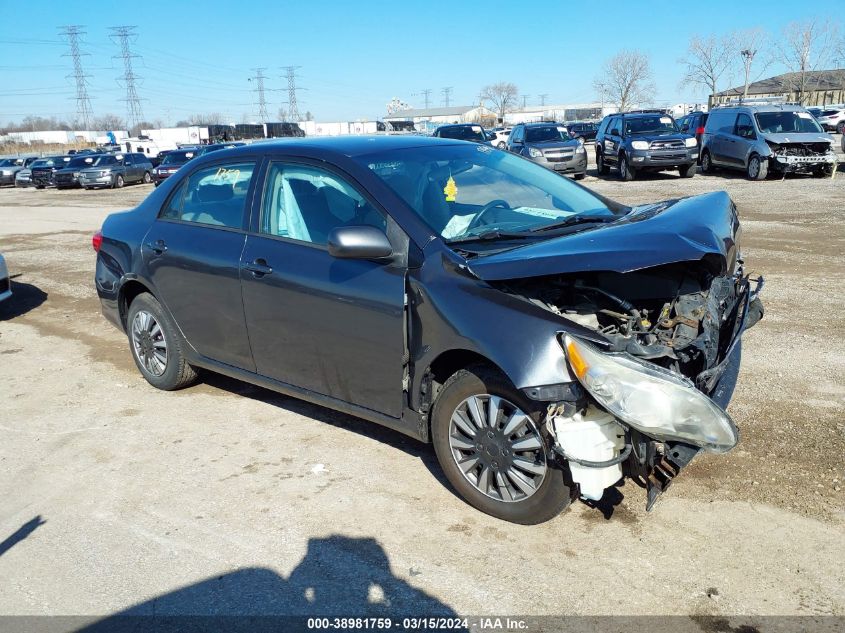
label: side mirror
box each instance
[327,225,393,260]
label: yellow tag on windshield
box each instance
[443,176,457,202]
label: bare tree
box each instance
[480,82,518,122]
[679,34,735,98]
[593,50,655,112]
[277,106,288,121]
[91,114,126,131]
[186,112,228,125]
[775,19,840,104]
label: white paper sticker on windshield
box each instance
[797,112,812,119]
[441,214,475,239]
[513,206,575,219]
[660,116,672,124]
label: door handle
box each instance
[145,239,167,255]
[244,258,273,277]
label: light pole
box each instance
[741,49,756,101]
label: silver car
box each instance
[700,104,837,180]
[0,253,11,303]
[0,157,37,186]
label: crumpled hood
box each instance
[467,191,741,281]
[762,132,834,145]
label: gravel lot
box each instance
[0,150,843,620]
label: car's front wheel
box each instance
[747,154,768,180]
[431,364,573,524]
[143,171,152,184]
[619,153,635,181]
[126,292,198,390]
[679,163,696,178]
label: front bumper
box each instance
[530,153,588,175]
[770,153,838,173]
[0,173,15,185]
[629,148,697,168]
[80,174,114,187]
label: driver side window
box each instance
[260,163,387,245]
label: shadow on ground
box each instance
[76,535,464,632]
[0,515,46,558]
[0,279,47,321]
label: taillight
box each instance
[92,230,103,252]
[696,126,705,135]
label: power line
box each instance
[109,26,144,130]
[59,26,93,129]
[281,65,302,121]
[441,86,453,107]
[413,88,432,109]
[249,68,269,123]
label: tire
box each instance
[747,154,768,180]
[700,150,713,173]
[113,174,124,189]
[142,171,152,184]
[596,151,609,175]
[679,163,697,178]
[619,153,635,181]
[497,141,506,149]
[431,364,573,524]
[813,165,834,178]
[573,172,586,180]
[837,121,845,134]
[126,292,198,391]
[35,185,45,189]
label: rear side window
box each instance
[161,162,255,229]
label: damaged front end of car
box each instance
[470,192,764,510]
[765,139,838,175]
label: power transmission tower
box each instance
[521,94,530,108]
[109,26,144,131]
[441,86,453,107]
[539,93,548,106]
[60,25,94,130]
[281,66,302,121]
[413,88,432,109]
[250,68,269,122]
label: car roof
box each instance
[437,124,478,129]
[714,104,809,113]
[203,135,467,160]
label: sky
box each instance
[0,0,840,127]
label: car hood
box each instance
[466,191,740,281]
[761,132,833,144]
[630,132,690,143]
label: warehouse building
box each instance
[711,69,845,107]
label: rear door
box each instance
[604,116,621,164]
[142,159,258,370]
[239,159,407,417]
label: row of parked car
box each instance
[1,141,244,190]
[428,100,842,182]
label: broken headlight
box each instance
[562,334,738,453]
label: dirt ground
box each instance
[0,152,843,621]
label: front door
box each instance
[143,159,258,371]
[240,160,406,417]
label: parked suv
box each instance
[31,155,72,188]
[815,107,845,133]
[78,152,154,189]
[0,156,37,186]
[152,148,199,186]
[507,122,587,179]
[565,122,598,143]
[595,112,697,180]
[677,111,709,153]
[700,104,837,180]
[55,154,101,189]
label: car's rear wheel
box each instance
[431,364,572,524]
[747,154,768,180]
[700,150,713,173]
[113,174,124,189]
[596,151,609,175]
[142,171,152,184]
[127,292,198,390]
[619,153,635,181]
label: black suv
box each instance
[55,154,102,189]
[30,155,72,188]
[506,122,587,179]
[676,111,709,153]
[566,122,598,143]
[595,112,698,180]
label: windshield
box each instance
[624,115,677,135]
[31,157,66,168]
[438,126,486,141]
[161,150,196,164]
[93,155,120,166]
[525,126,567,142]
[357,144,616,245]
[755,111,823,134]
[67,156,97,168]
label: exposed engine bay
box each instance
[766,141,838,173]
[493,260,763,389]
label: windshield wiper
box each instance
[447,229,539,244]
[528,215,616,233]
